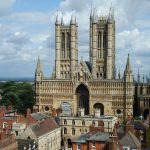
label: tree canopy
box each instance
[0,81,35,114]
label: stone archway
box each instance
[76,84,89,115]
[144,109,149,119]
[93,103,104,115]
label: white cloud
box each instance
[0,0,150,78]
[0,0,16,16]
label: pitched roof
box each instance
[119,131,141,148]
[87,132,109,142]
[30,117,59,137]
[31,112,48,121]
[72,131,109,143]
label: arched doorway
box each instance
[76,84,89,115]
[144,109,149,119]
[93,103,104,115]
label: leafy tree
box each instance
[0,92,23,112]
[0,81,35,114]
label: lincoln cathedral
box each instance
[34,9,150,122]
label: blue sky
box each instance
[0,0,150,80]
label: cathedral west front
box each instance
[35,9,134,121]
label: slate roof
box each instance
[133,121,146,130]
[31,112,49,121]
[119,131,141,148]
[72,131,109,143]
[87,132,109,142]
[30,117,59,137]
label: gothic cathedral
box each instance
[35,10,134,121]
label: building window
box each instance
[64,127,67,134]
[92,142,95,147]
[82,120,85,126]
[15,131,18,136]
[72,128,75,135]
[92,121,95,126]
[77,144,81,150]
[64,119,67,125]
[72,120,75,125]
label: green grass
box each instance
[146,128,150,147]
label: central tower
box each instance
[90,10,115,79]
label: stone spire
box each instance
[125,54,132,74]
[36,57,42,74]
[55,11,59,25]
[93,8,97,23]
[90,4,93,19]
[61,15,64,25]
[70,12,76,24]
[35,56,43,82]
[118,68,121,79]
[137,67,140,83]
[124,54,133,82]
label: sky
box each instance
[0,0,150,79]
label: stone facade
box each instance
[59,114,118,142]
[35,10,134,121]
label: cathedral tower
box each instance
[90,9,115,79]
[55,14,78,79]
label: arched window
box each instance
[103,32,106,48]
[67,33,70,58]
[72,128,75,135]
[98,32,101,48]
[82,120,85,126]
[61,32,65,58]
[64,119,67,125]
[64,127,67,134]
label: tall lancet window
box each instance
[98,32,101,59]
[61,32,65,58]
[103,32,106,49]
[98,32,101,48]
[67,33,70,58]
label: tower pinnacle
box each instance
[36,56,42,74]
[125,54,132,73]
[70,12,76,24]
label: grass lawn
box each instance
[146,128,150,147]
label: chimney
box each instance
[126,122,134,133]
[26,108,31,118]
[94,108,100,117]
[108,135,118,150]
[79,108,85,117]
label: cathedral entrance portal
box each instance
[76,84,89,115]
[93,103,104,115]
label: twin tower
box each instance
[55,10,115,80]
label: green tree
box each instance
[0,81,35,114]
[0,92,23,112]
